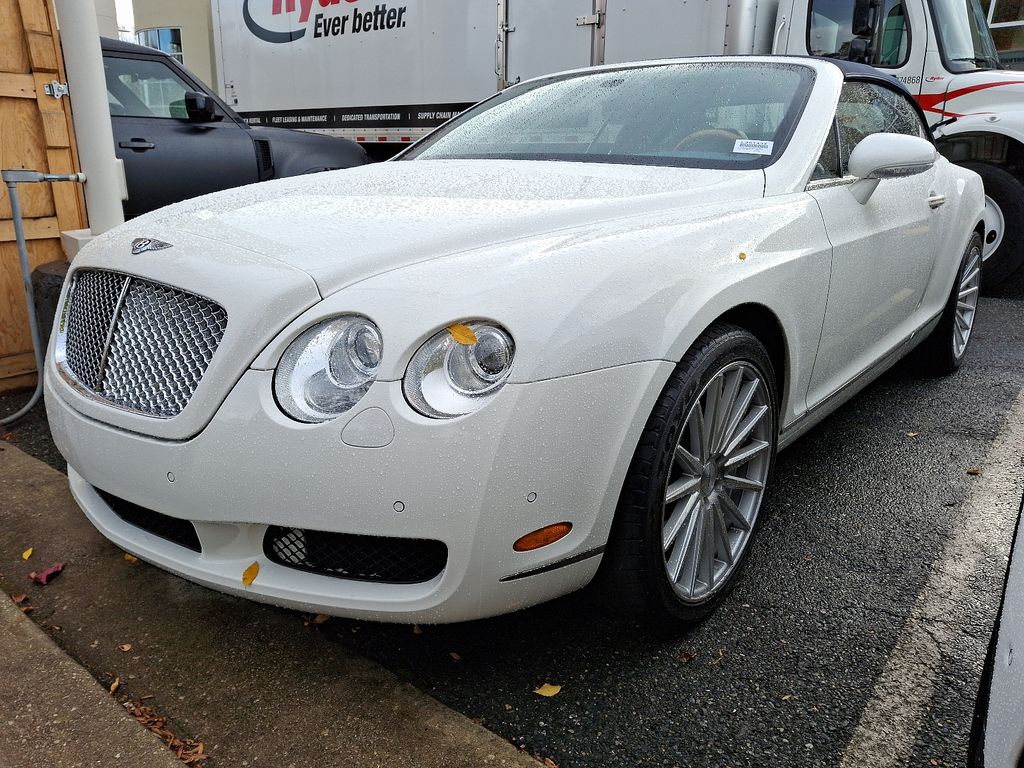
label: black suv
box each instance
[102,37,368,218]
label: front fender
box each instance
[936,112,1024,148]
[249,193,832,429]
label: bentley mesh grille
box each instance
[60,269,227,417]
[264,526,448,584]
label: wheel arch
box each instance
[937,130,1024,180]
[704,303,789,413]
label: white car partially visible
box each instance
[44,57,985,626]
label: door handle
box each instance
[928,194,946,209]
[118,139,155,151]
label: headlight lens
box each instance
[405,322,515,418]
[274,316,382,423]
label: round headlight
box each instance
[404,321,515,418]
[274,316,382,423]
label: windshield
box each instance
[402,63,815,170]
[931,0,1002,70]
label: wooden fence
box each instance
[0,0,86,393]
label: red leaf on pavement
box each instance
[28,562,65,585]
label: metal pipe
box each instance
[1,170,86,427]
[53,0,125,235]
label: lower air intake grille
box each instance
[97,489,202,553]
[264,526,447,584]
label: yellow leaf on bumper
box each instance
[242,561,260,586]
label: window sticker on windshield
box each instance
[734,139,774,156]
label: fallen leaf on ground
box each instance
[966,467,982,476]
[413,624,423,635]
[118,643,133,652]
[543,758,560,768]
[906,432,919,438]
[21,547,33,561]
[1,432,18,443]
[28,562,64,586]
[20,606,33,614]
[123,554,139,564]
[109,677,121,694]
[9,593,27,604]
[533,683,561,697]
[449,651,462,662]
[310,613,330,625]
[123,698,208,764]
[242,561,259,586]
[782,694,793,701]
[677,650,699,664]
[710,648,727,666]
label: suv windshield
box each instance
[402,63,815,170]
[931,0,1003,70]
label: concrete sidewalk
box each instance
[0,588,184,768]
[0,444,538,768]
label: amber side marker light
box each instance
[513,522,573,552]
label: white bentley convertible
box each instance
[46,57,985,625]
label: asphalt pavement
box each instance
[1,295,1022,768]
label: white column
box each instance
[53,0,125,235]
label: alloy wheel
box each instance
[954,243,982,359]
[662,361,773,603]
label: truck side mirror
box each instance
[851,0,877,37]
[848,37,871,63]
[185,91,221,123]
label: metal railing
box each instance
[1,169,86,426]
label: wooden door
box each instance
[0,0,86,392]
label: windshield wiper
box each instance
[951,56,999,69]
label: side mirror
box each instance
[851,0,877,37]
[847,133,936,204]
[184,91,221,123]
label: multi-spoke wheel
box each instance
[953,244,981,359]
[604,323,779,626]
[663,361,773,603]
[918,231,983,375]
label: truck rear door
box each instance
[504,1,595,85]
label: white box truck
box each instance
[212,0,1024,284]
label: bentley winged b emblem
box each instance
[131,237,173,255]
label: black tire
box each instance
[916,232,983,375]
[602,323,779,629]
[960,162,1024,289]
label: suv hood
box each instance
[131,159,765,296]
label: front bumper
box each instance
[46,360,671,623]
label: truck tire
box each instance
[961,162,1024,289]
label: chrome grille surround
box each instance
[54,269,228,418]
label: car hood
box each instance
[132,159,766,296]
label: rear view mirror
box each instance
[185,91,220,123]
[847,133,937,204]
